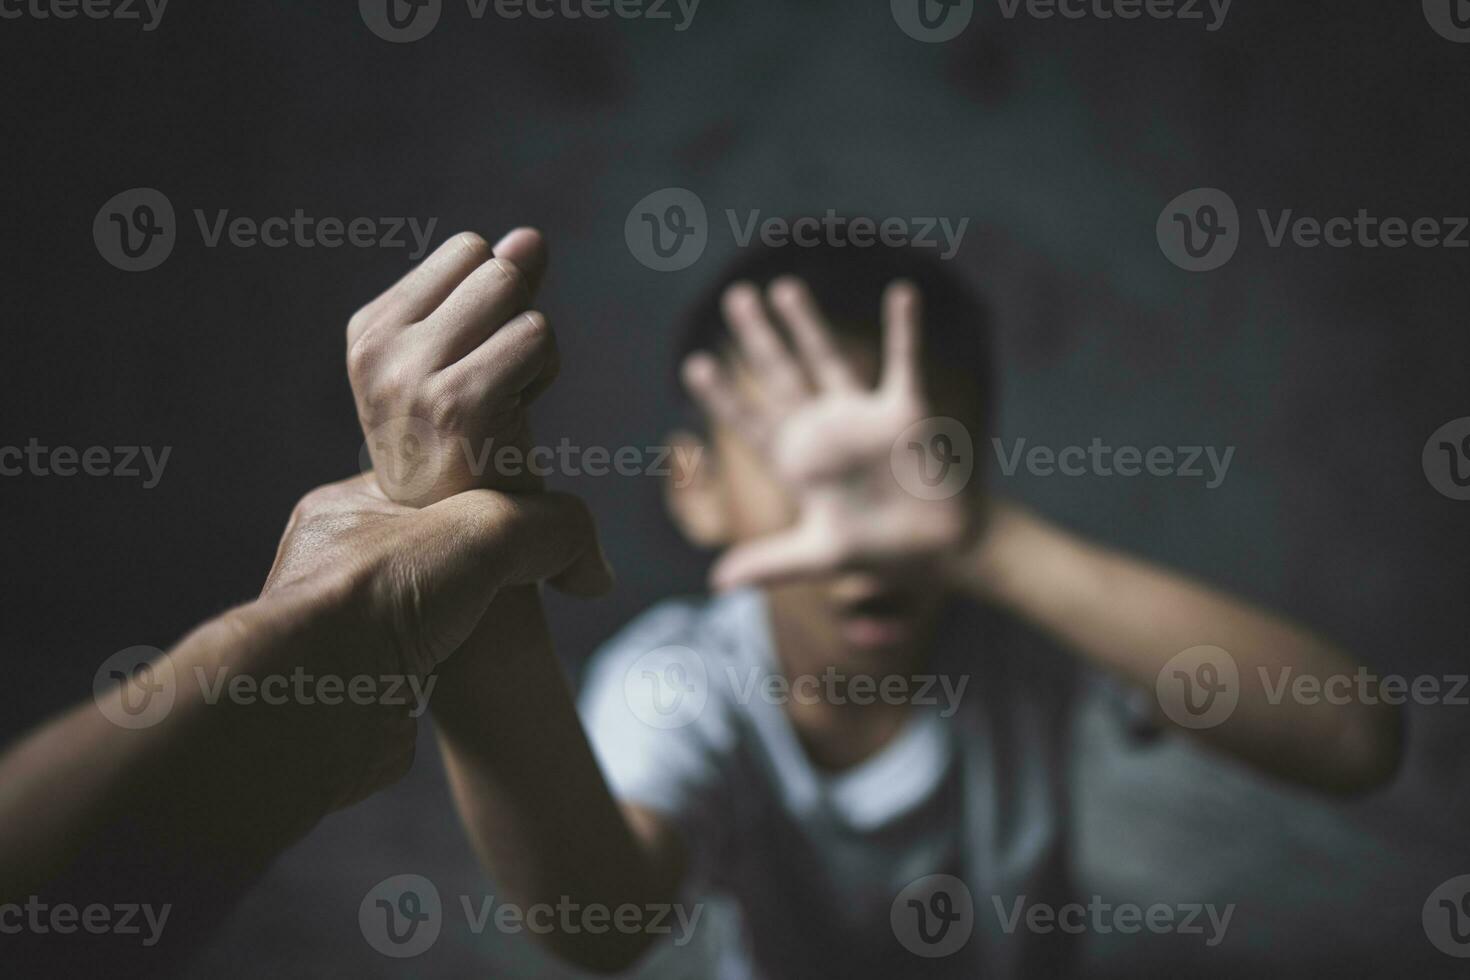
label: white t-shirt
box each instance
[579,589,1085,979]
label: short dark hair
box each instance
[674,225,995,433]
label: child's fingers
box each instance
[721,282,807,408]
[880,279,923,398]
[681,352,767,449]
[437,228,554,399]
[768,277,859,392]
[349,234,496,352]
[491,227,549,296]
[421,254,535,367]
[709,525,838,592]
[439,310,560,412]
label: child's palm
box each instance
[683,278,975,590]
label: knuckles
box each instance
[346,324,387,383]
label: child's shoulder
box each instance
[578,592,760,752]
[586,590,756,673]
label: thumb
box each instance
[709,525,838,592]
[389,490,612,668]
[429,489,614,597]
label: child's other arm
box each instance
[678,279,1399,797]
[954,502,1402,796]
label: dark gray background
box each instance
[2,0,1468,975]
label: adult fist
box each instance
[263,473,612,682]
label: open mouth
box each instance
[838,590,922,648]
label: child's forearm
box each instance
[956,505,1402,795]
[431,586,681,972]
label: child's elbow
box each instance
[541,929,657,976]
[1319,701,1404,797]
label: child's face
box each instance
[668,339,957,677]
[714,419,949,673]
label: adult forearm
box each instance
[0,585,401,901]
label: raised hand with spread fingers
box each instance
[681,276,982,591]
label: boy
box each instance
[346,225,1400,978]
